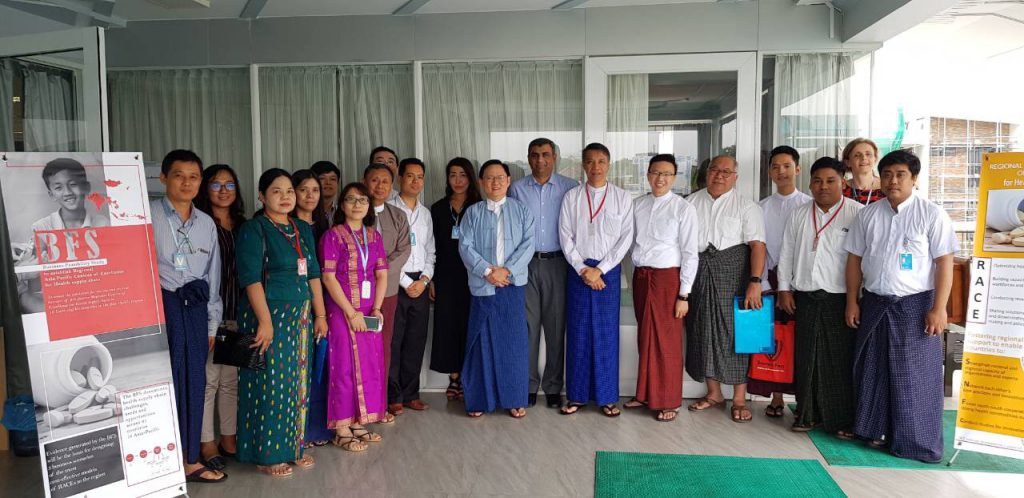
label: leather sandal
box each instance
[687,397,725,412]
[656,410,678,422]
[731,404,753,423]
[560,402,585,415]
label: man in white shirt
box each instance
[685,155,766,423]
[777,157,862,437]
[558,142,634,417]
[844,149,956,463]
[750,146,811,418]
[625,154,699,422]
[387,158,436,412]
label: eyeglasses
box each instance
[481,176,508,183]
[344,196,370,206]
[707,168,736,177]
[648,171,676,179]
[209,182,236,192]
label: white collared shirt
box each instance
[632,192,700,294]
[777,198,863,294]
[844,193,958,297]
[558,182,634,274]
[389,196,436,288]
[487,197,507,265]
[689,188,766,252]
[759,190,812,290]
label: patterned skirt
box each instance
[236,300,312,466]
[685,244,751,385]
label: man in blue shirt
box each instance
[458,160,535,418]
[509,138,578,408]
[151,149,225,484]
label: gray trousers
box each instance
[526,255,568,395]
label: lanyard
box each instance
[346,224,370,274]
[450,204,461,227]
[585,186,608,224]
[811,198,845,250]
[265,215,303,259]
[165,203,193,254]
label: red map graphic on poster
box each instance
[37,225,164,340]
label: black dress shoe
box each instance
[546,394,562,408]
[528,393,537,407]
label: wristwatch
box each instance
[676,295,689,302]
[749,276,762,284]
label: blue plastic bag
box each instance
[1,395,36,432]
[733,295,776,354]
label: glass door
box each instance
[584,53,758,397]
[0,27,107,152]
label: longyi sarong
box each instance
[633,266,683,410]
[794,290,856,433]
[462,285,530,413]
[566,260,622,406]
[853,290,943,462]
[162,279,210,465]
[685,244,750,386]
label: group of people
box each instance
[152,135,955,483]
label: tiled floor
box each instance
[3,393,1022,497]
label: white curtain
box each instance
[774,53,855,191]
[607,74,649,193]
[258,66,338,173]
[338,65,414,180]
[108,68,254,205]
[23,63,79,152]
[422,60,583,203]
[0,60,14,150]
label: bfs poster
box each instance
[1,152,186,498]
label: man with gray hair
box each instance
[685,155,766,424]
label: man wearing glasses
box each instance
[151,149,226,483]
[685,155,766,424]
[626,154,699,422]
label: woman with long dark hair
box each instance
[428,157,482,400]
[289,168,333,447]
[235,168,329,477]
[195,164,246,471]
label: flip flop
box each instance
[601,404,621,418]
[257,464,293,478]
[218,443,237,458]
[202,454,227,471]
[508,408,527,419]
[623,398,646,409]
[687,397,725,412]
[291,455,315,469]
[467,411,484,418]
[731,404,752,423]
[765,405,785,418]
[560,402,585,415]
[186,466,227,483]
[656,410,678,422]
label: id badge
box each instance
[361,280,371,299]
[410,232,417,247]
[451,226,461,240]
[173,252,188,271]
[297,257,308,276]
[588,223,596,236]
[899,253,913,271]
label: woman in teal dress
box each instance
[236,168,329,478]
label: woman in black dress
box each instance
[428,157,482,400]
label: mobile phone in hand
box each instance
[364,316,382,332]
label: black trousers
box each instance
[389,275,431,404]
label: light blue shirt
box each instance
[458,197,536,297]
[509,173,578,252]
[151,198,223,337]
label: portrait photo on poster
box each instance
[1,153,110,315]
[982,189,1024,253]
[29,325,170,444]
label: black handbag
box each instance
[213,326,266,371]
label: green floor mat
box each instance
[802,409,1024,473]
[594,452,846,497]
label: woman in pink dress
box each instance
[319,183,389,452]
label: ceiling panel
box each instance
[417,0,560,15]
[583,0,716,8]
[260,0,408,18]
[114,0,249,20]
